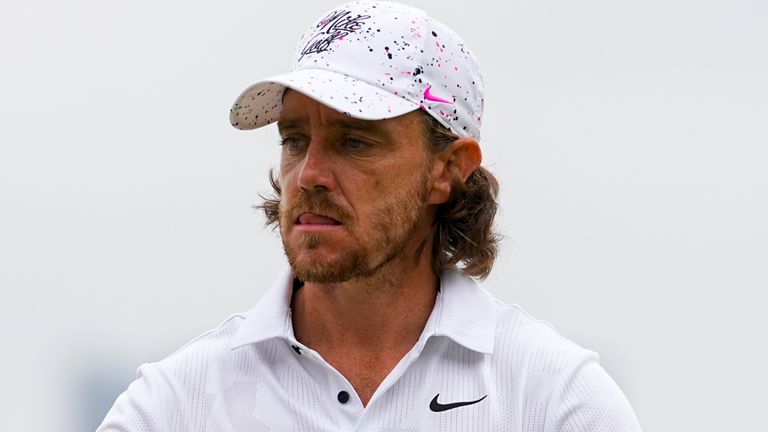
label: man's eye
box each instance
[341,137,369,150]
[280,137,306,152]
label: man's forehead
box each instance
[277,114,388,135]
[277,90,416,134]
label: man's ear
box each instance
[426,137,482,205]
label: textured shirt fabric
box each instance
[97,269,642,432]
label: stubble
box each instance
[279,166,431,284]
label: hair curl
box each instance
[256,111,500,279]
[421,113,500,279]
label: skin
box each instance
[277,90,481,406]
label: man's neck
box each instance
[290,252,438,405]
[292,263,438,350]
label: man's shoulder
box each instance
[485,298,642,431]
[158,312,252,366]
[490,298,598,374]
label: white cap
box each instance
[229,1,484,140]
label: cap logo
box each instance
[300,10,371,60]
[423,84,454,104]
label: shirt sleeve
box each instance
[96,363,166,432]
[545,354,643,432]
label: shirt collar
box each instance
[230,268,496,354]
[230,268,295,349]
[431,269,496,354]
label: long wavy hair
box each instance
[257,111,500,279]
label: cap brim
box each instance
[229,68,420,130]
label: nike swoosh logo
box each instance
[423,84,454,104]
[429,393,487,412]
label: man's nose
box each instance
[297,142,336,192]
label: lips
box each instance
[297,213,341,225]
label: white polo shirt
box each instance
[97,269,642,431]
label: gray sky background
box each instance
[1,0,766,430]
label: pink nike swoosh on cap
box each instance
[423,84,454,104]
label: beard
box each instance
[278,167,431,284]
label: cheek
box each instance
[356,167,419,208]
[279,162,298,192]
[279,158,292,178]
[369,168,398,194]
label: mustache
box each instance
[283,190,353,224]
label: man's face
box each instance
[277,90,437,283]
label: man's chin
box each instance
[290,263,360,284]
[283,246,369,284]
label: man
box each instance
[98,1,642,431]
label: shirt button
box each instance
[337,390,350,404]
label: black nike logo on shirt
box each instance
[429,393,487,412]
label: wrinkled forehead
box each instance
[277,88,423,136]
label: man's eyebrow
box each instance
[276,118,302,133]
[277,117,389,135]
